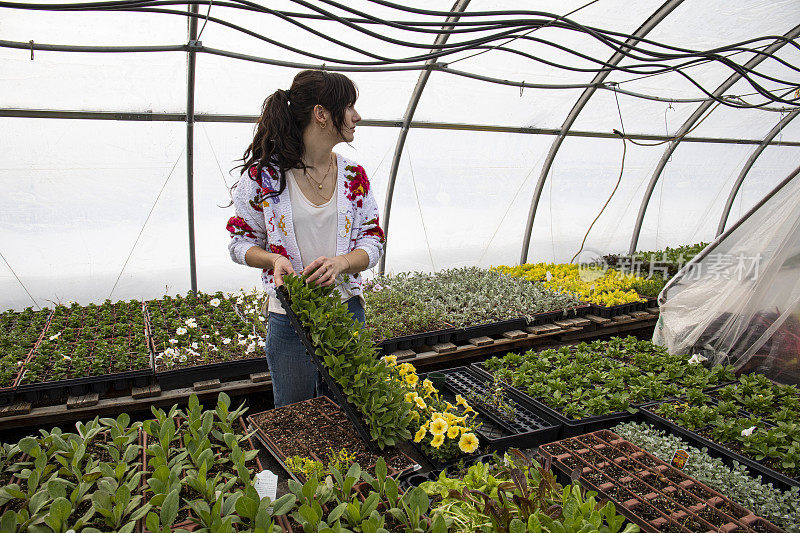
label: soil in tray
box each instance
[250,397,415,476]
[649,495,681,515]
[696,505,729,527]
[560,439,586,451]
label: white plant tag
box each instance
[254,469,278,501]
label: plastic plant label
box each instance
[670,449,689,470]
[254,469,278,501]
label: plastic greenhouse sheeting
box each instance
[655,170,800,385]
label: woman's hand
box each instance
[273,255,296,286]
[303,255,346,287]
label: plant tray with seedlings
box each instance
[527,303,592,326]
[640,373,800,491]
[367,267,582,339]
[399,452,495,493]
[0,414,150,533]
[247,396,419,485]
[539,430,784,533]
[430,367,560,451]
[377,325,457,356]
[141,394,267,532]
[590,300,649,318]
[614,421,800,531]
[16,300,153,402]
[0,306,52,404]
[473,337,736,438]
[229,287,270,340]
[145,291,266,390]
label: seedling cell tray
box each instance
[428,366,560,450]
[451,318,528,343]
[276,285,381,453]
[15,367,152,403]
[527,304,591,326]
[470,362,634,438]
[154,356,267,391]
[539,430,784,533]
[639,406,800,491]
[377,324,457,355]
[588,300,648,318]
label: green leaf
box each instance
[160,487,180,526]
[235,494,258,520]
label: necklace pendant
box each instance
[318,184,323,189]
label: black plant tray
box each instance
[399,453,495,493]
[377,325,457,356]
[527,304,592,326]
[275,285,380,453]
[155,356,267,391]
[470,362,634,438]
[0,387,15,407]
[16,367,153,403]
[639,407,800,492]
[430,367,560,451]
[451,318,528,343]
[588,299,648,318]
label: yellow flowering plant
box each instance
[493,262,648,307]
[382,357,481,463]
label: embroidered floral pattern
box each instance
[363,216,386,244]
[226,216,256,239]
[269,243,290,259]
[345,164,370,208]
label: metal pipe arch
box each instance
[628,23,800,255]
[716,108,800,236]
[519,0,685,265]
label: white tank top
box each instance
[268,168,345,314]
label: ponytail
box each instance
[235,70,358,199]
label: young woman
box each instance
[226,70,385,408]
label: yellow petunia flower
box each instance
[455,394,467,407]
[405,373,419,386]
[404,391,417,403]
[383,354,397,366]
[447,425,460,439]
[414,396,427,409]
[422,379,435,395]
[444,401,455,411]
[459,432,479,454]
[414,426,427,443]
[430,417,448,436]
[431,434,445,448]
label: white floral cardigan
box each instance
[227,153,385,302]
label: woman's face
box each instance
[340,103,361,142]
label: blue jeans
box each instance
[265,296,365,408]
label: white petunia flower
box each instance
[168,338,178,345]
[179,355,187,362]
[209,298,221,307]
[201,334,210,339]
[176,327,187,336]
[238,338,247,346]
[257,339,265,348]
[246,342,256,354]
[62,355,71,361]
[191,342,199,349]
[185,318,197,328]
[222,337,231,345]
[741,426,756,437]
[49,332,62,341]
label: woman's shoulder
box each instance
[337,154,367,175]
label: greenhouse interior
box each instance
[1,0,800,531]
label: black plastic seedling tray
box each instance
[470,362,635,438]
[155,356,267,391]
[527,304,591,326]
[276,285,381,453]
[378,325,456,355]
[430,366,560,450]
[451,318,529,343]
[639,406,800,492]
[16,367,152,403]
[588,300,648,318]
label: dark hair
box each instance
[237,70,358,197]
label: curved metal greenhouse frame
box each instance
[1,1,799,297]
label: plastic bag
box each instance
[656,172,800,385]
